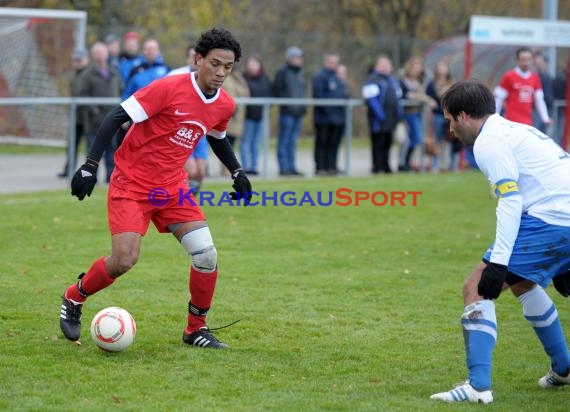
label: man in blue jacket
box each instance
[118,31,143,86]
[122,38,170,100]
[361,55,403,174]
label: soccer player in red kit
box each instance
[60,28,252,349]
[494,47,551,127]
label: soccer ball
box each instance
[90,307,136,352]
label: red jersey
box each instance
[496,69,542,125]
[116,72,235,192]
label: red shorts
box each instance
[107,175,205,235]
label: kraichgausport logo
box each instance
[147,188,422,207]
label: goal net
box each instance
[0,8,86,146]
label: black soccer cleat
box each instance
[60,296,83,342]
[182,327,229,349]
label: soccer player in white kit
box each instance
[430,80,570,404]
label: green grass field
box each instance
[0,143,67,155]
[1,172,569,411]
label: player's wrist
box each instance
[231,168,244,179]
[85,158,99,168]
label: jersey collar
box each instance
[478,113,497,136]
[514,66,532,79]
[191,72,221,104]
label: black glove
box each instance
[553,271,570,297]
[478,262,509,300]
[71,160,98,201]
[230,169,252,206]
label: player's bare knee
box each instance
[462,281,470,300]
[462,281,478,303]
[110,233,141,276]
[180,226,217,272]
[463,264,485,303]
[118,256,138,274]
[462,275,476,295]
[109,252,139,275]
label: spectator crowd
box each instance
[62,32,568,187]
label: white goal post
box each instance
[0,7,86,50]
[0,7,87,146]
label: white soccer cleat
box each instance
[430,381,493,404]
[538,368,570,389]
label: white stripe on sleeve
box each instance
[207,129,227,139]
[121,95,149,124]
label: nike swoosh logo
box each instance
[175,109,190,115]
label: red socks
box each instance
[185,267,218,334]
[65,257,115,303]
[65,258,217,335]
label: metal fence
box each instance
[0,96,369,178]
[0,96,567,178]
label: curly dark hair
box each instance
[194,28,241,62]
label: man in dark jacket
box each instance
[241,56,272,175]
[361,55,403,174]
[312,52,347,175]
[80,42,122,182]
[272,46,307,176]
[58,49,89,178]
